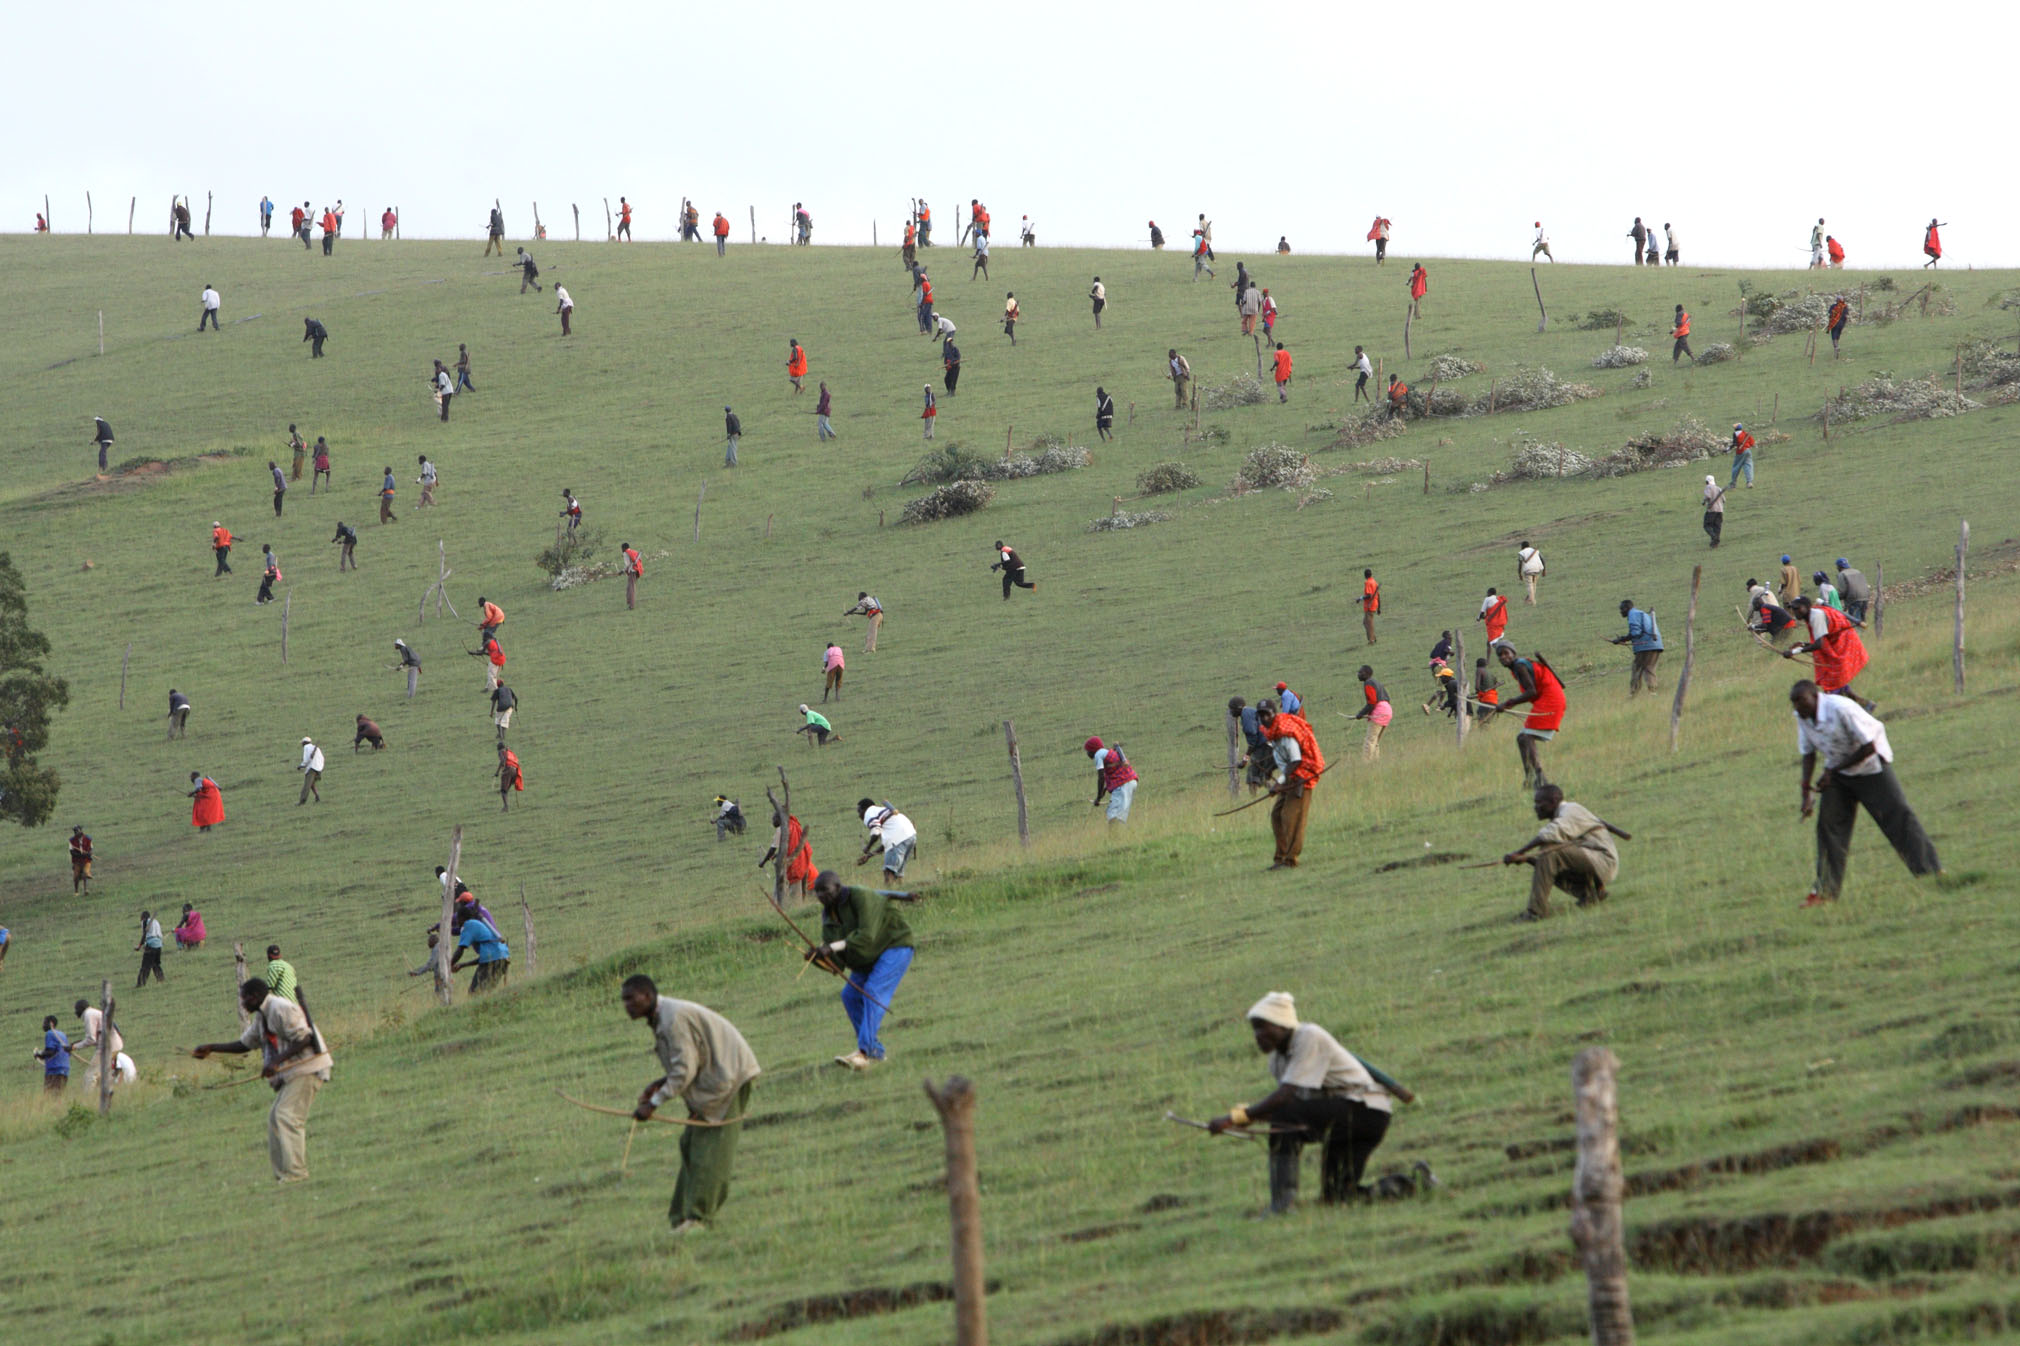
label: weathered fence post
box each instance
[435,827,463,1006]
[693,483,706,542]
[520,882,537,975]
[127,196,135,233]
[1570,1048,1635,1345]
[234,941,250,1026]
[86,190,93,233]
[1873,562,1884,640]
[924,1076,989,1346]
[1003,721,1029,848]
[1531,267,1548,332]
[279,589,291,664]
[1453,628,1468,748]
[1954,521,1968,693]
[1669,565,1701,753]
[98,981,115,1116]
[1224,705,1240,797]
[119,642,130,709]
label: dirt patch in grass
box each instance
[1946,1061,2020,1089]
[1060,1221,1140,1244]
[1626,1136,1843,1197]
[1374,852,1466,872]
[1140,1193,1193,1214]
[1630,1188,2020,1274]
[730,1280,999,1339]
[1046,1307,1344,1346]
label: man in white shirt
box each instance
[1089,276,1106,329]
[1206,991,1412,1214]
[932,312,957,341]
[1531,223,1552,262]
[297,736,325,805]
[1664,222,1680,266]
[1791,680,1940,907]
[199,284,222,332]
[1352,346,1374,403]
[1516,541,1545,605]
[73,998,125,1090]
[842,592,883,652]
[971,230,989,280]
[1169,349,1192,408]
[554,285,573,336]
[192,980,334,1182]
[417,454,439,507]
[857,799,917,879]
[622,974,761,1233]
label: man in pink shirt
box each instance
[822,642,845,703]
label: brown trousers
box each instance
[1527,846,1611,918]
[863,612,881,652]
[1270,786,1312,866]
[1629,649,1662,694]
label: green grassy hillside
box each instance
[1,234,2017,1345]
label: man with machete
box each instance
[1206,992,1416,1214]
[621,974,761,1234]
[1501,785,1625,921]
[192,980,333,1182]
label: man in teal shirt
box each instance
[796,704,841,748]
[451,915,511,993]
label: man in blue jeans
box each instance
[811,871,914,1071]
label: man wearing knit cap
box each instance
[1207,992,1409,1214]
[1778,555,1802,608]
[1084,737,1138,823]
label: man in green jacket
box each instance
[810,871,915,1070]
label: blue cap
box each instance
[1781,555,1791,564]
[1836,558,1850,569]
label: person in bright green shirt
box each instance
[796,704,841,748]
[264,945,298,1000]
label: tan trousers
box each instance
[1363,721,1386,761]
[485,664,500,691]
[269,1073,324,1181]
[1629,649,1662,695]
[1527,847,1612,918]
[1270,787,1312,866]
[1524,573,1538,605]
[1363,609,1377,644]
[863,612,881,652]
[626,573,638,610]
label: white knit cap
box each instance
[1246,992,1298,1029]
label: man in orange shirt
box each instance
[1479,587,1509,644]
[622,542,643,610]
[476,596,505,643]
[616,197,633,241]
[786,339,808,394]
[320,208,338,256]
[1385,374,1409,422]
[1360,569,1381,645]
[470,635,506,691]
[211,522,234,577]
[1922,219,1945,268]
[1258,700,1323,870]
[496,744,523,812]
[1271,343,1293,403]
[761,809,816,902]
[1670,305,1694,364]
[712,211,730,256]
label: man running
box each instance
[991,541,1036,599]
[1517,541,1544,604]
[296,736,324,804]
[1611,599,1664,695]
[1784,596,1871,709]
[496,743,523,812]
[1352,667,1393,760]
[1670,305,1694,363]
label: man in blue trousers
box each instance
[810,870,915,1071]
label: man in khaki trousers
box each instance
[193,980,333,1182]
[1501,786,1620,921]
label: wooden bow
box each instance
[554,1088,741,1127]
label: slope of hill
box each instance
[1,234,2016,1345]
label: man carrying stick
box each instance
[810,870,915,1071]
[621,974,761,1234]
[1257,700,1323,871]
[1494,644,1567,790]
[192,980,333,1183]
[1784,596,1872,710]
[1500,785,1624,922]
[1790,679,1941,907]
[1204,992,1412,1215]
[842,592,883,652]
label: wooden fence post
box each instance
[119,642,130,709]
[435,827,463,1006]
[127,196,135,234]
[693,483,706,542]
[86,190,93,234]
[602,197,610,240]
[1403,305,1413,359]
[279,589,291,664]
[1669,565,1701,753]
[1003,721,1029,848]
[924,1076,989,1346]
[1531,267,1547,332]
[520,882,538,975]
[1453,628,1468,748]
[1873,562,1884,640]
[749,205,755,244]
[234,942,250,1026]
[572,203,579,242]
[204,191,212,236]
[98,981,115,1116]
[1423,460,1431,495]
[1821,401,1829,441]
[1224,706,1240,797]
[1954,521,1968,693]
[1571,1048,1636,1345]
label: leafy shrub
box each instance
[1592,345,1649,369]
[1135,462,1201,494]
[1201,373,1267,410]
[901,480,995,524]
[1087,510,1172,532]
[1235,443,1315,491]
[535,527,604,577]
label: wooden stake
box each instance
[1403,304,1413,359]
[1423,460,1430,495]
[573,203,579,242]
[1003,721,1029,848]
[924,1076,989,1346]
[1004,425,1012,462]
[1955,346,1963,397]
[98,981,115,1117]
[749,205,755,245]
[1531,266,1547,332]
[1127,400,1135,427]
[435,827,463,1006]
[1571,1048,1636,1345]
[128,195,135,233]
[98,311,104,358]
[1224,706,1240,798]
[234,942,249,1026]
[1488,380,1498,415]
[765,513,773,540]
[693,482,706,542]
[1821,401,1829,441]
[532,201,542,236]
[119,641,129,709]
[1615,314,1623,348]
[204,191,212,236]
[1954,520,1969,694]
[520,882,537,976]
[1772,392,1779,424]
[1874,561,1884,640]
[602,197,610,240]
[1453,628,1468,749]
[86,190,92,234]
[1425,377,1438,422]
[279,588,291,664]
[1669,565,1702,753]
[46,194,53,233]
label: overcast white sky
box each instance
[12,1,2007,269]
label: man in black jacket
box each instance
[724,407,742,467]
[991,541,1035,600]
[303,318,328,358]
[485,206,505,256]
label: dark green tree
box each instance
[0,552,68,827]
